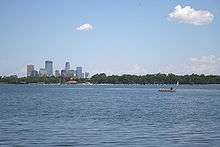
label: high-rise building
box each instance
[31,70,38,77]
[76,67,82,78]
[55,70,60,77]
[61,70,67,78]
[39,68,47,77]
[81,73,85,79]
[27,65,34,77]
[85,72,90,79]
[67,70,75,77]
[45,61,53,77]
[65,62,70,71]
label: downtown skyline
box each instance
[27,60,89,79]
[0,0,220,77]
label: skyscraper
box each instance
[30,70,38,77]
[81,73,84,79]
[67,70,75,77]
[61,70,67,78]
[55,70,60,77]
[65,62,70,71]
[85,72,90,79]
[39,68,47,77]
[27,65,34,77]
[45,61,53,77]
[76,67,82,78]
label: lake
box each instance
[0,84,220,146]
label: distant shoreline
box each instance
[1,83,220,86]
[1,73,220,85]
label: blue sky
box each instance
[0,0,219,76]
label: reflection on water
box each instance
[0,84,220,146]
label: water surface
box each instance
[0,84,220,146]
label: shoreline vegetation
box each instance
[1,73,220,85]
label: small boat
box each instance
[159,88,176,92]
[159,81,179,92]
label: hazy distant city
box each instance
[27,61,89,79]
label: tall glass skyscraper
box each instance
[45,61,53,77]
[27,65,34,77]
[76,67,82,78]
[55,70,60,77]
[39,68,47,77]
[65,62,70,71]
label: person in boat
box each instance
[170,87,173,90]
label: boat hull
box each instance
[159,89,176,92]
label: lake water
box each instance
[0,84,220,146]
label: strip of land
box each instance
[1,73,220,84]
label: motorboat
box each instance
[159,88,176,92]
[159,82,178,92]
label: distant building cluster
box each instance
[27,61,89,79]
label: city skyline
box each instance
[27,60,89,79]
[0,0,220,76]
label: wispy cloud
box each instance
[127,64,147,75]
[168,5,214,25]
[187,55,220,74]
[76,23,93,31]
[159,55,220,75]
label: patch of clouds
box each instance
[88,63,149,76]
[87,55,220,76]
[159,55,220,75]
[127,64,147,75]
[76,23,93,31]
[168,5,214,25]
[186,55,220,74]
[159,64,181,75]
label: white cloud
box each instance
[168,5,214,25]
[187,55,220,74]
[76,23,93,31]
[127,64,147,75]
[158,55,220,75]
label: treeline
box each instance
[90,73,220,84]
[0,75,91,84]
[1,73,220,84]
[0,76,61,84]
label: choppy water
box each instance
[0,84,220,146]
